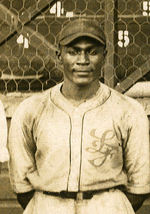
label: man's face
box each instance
[59,37,106,87]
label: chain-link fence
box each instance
[0,0,150,94]
[114,0,150,93]
[0,0,105,93]
[1,1,150,213]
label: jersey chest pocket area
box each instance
[85,128,123,168]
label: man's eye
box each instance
[68,50,78,55]
[89,50,97,55]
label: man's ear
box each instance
[102,49,107,65]
[56,50,63,64]
[104,48,107,57]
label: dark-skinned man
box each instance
[8,18,150,214]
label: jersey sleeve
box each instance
[0,100,9,163]
[8,99,36,193]
[123,100,150,194]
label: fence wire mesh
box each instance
[0,0,150,94]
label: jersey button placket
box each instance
[68,108,83,192]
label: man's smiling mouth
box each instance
[73,68,92,74]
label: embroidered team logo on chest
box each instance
[86,129,121,167]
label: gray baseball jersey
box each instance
[8,83,150,195]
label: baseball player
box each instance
[8,19,150,214]
[0,100,9,164]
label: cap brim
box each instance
[59,32,105,46]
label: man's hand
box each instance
[124,192,150,212]
[17,190,35,209]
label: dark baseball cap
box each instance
[58,18,106,46]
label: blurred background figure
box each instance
[0,100,9,170]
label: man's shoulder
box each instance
[12,87,54,120]
[19,90,50,111]
[13,83,62,118]
[107,86,146,114]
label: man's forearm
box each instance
[17,190,35,209]
[124,192,150,212]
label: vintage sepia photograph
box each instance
[0,0,150,213]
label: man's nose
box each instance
[77,52,90,65]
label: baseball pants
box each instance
[23,188,135,214]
